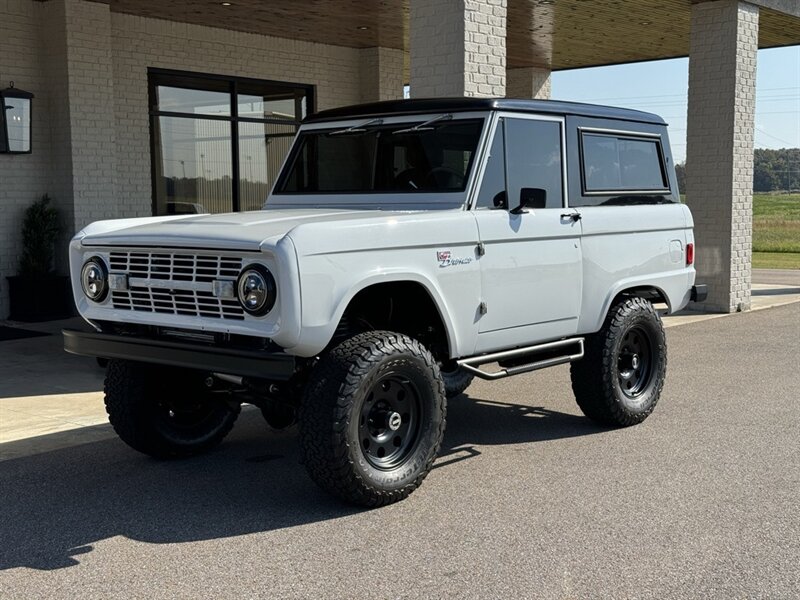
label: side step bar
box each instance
[456,338,585,381]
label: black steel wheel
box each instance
[299,331,446,507]
[104,360,240,458]
[570,297,666,426]
[359,374,422,469]
[617,326,653,398]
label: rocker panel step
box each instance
[457,338,584,381]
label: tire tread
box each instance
[299,331,446,507]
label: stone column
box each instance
[686,0,759,313]
[359,47,405,103]
[410,0,507,98]
[506,66,551,99]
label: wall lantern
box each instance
[1,82,34,154]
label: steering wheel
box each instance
[424,166,464,189]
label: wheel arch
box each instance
[584,280,672,335]
[332,275,457,361]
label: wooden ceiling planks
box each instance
[105,0,800,72]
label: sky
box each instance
[551,45,800,164]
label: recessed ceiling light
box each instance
[640,20,652,25]
[221,2,232,5]
[357,25,369,30]
[539,0,555,5]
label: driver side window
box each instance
[475,117,564,210]
[475,122,506,209]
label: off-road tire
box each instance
[104,359,240,458]
[298,331,446,507]
[570,297,667,427]
[441,366,474,398]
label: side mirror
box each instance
[510,188,546,214]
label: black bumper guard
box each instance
[63,329,296,380]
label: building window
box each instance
[149,69,313,215]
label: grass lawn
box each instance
[753,252,800,269]
[680,193,800,269]
[753,193,800,254]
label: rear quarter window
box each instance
[581,132,668,193]
[572,128,676,207]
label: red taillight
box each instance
[686,243,694,265]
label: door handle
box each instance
[561,212,582,222]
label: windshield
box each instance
[274,118,485,194]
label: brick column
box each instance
[686,0,758,313]
[359,47,405,103]
[410,0,507,98]
[506,66,551,99]
[41,0,117,237]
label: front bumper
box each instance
[63,329,296,380]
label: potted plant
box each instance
[6,194,73,321]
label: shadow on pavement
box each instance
[0,393,603,571]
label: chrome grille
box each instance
[109,251,242,282]
[108,251,245,320]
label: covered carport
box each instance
[111,0,800,313]
[2,0,799,316]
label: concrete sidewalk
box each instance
[2,269,798,461]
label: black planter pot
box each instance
[6,275,75,322]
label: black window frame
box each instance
[578,128,670,196]
[273,118,485,195]
[472,114,567,211]
[148,68,315,215]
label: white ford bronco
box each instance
[64,98,706,506]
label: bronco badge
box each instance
[437,249,472,268]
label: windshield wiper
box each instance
[392,113,453,135]
[327,118,383,136]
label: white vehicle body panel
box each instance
[285,210,481,357]
[69,105,698,363]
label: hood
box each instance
[79,208,398,251]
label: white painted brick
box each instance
[506,66,551,99]
[686,0,758,313]
[410,0,506,98]
[0,0,366,316]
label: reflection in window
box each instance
[149,71,312,215]
[156,86,230,116]
[504,118,563,209]
[239,122,297,211]
[277,120,484,194]
[582,133,667,192]
[3,97,32,153]
[154,117,232,215]
[476,122,506,209]
[476,118,563,210]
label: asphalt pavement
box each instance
[0,302,798,599]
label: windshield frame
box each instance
[267,111,491,209]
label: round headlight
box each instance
[237,266,276,316]
[81,257,108,302]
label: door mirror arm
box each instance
[510,187,547,214]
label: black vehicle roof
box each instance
[305,97,666,126]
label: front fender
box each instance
[283,269,462,358]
